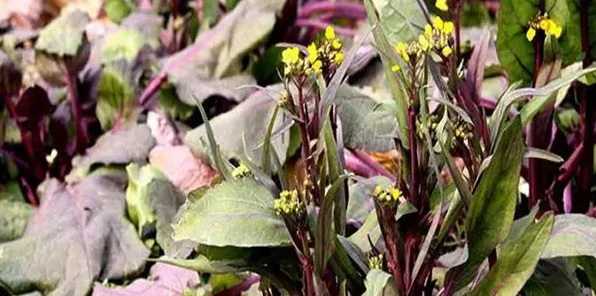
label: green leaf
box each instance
[203,0,219,27]
[96,64,137,130]
[489,67,596,146]
[470,212,554,296]
[184,85,290,167]
[156,255,248,274]
[337,86,398,152]
[100,28,147,64]
[35,9,90,56]
[522,258,583,296]
[172,179,292,247]
[104,0,134,23]
[369,0,425,46]
[524,148,564,163]
[496,0,569,85]
[121,13,162,49]
[363,269,397,296]
[364,0,410,146]
[448,118,525,290]
[558,0,594,66]
[578,256,596,293]
[125,163,165,234]
[347,176,392,222]
[0,200,34,243]
[0,172,149,296]
[541,214,596,258]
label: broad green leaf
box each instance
[496,0,569,85]
[91,263,199,295]
[364,0,409,146]
[337,86,398,152]
[0,200,34,243]
[96,64,137,130]
[121,13,161,49]
[149,180,195,258]
[370,0,424,46]
[541,214,596,258]
[203,0,219,27]
[522,258,582,296]
[125,164,166,234]
[0,172,149,296]
[172,179,292,247]
[558,0,595,66]
[100,28,147,64]
[35,9,90,56]
[185,85,289,167]
[156,255,248,274]
[470,213,554,296]
[347,176,392,222]
[363,269,397,296]
[104,0,133,23]
[448,118,524,290]
[0,180,25,202]
[578,256,596,293]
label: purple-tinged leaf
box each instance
[92,263,199,296]
[0,172,150,296]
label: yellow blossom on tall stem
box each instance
[435,0,448,11]
[307,43,318,63]
[325,26,336,40]
[282,47,300,66]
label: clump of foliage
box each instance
[1,0,596,295]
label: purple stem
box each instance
[300,2,366,19]
[64,67,87,154]
[348,148,396,181]
[294,19,358,36]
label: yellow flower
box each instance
[334,52,344,64]
[307,43,318,63]
[332,39,342,49]
[395,42,410,62]
[552,24,562,38]
[441,46,452,57]
[433,16,444,31]
[281,47,300,66]
[424,24,433,37]
[443,21,454,34]
[312,60,323,73]
[418,35,430,51]
[389,187,402,200]
[526,27,536,41]
[435,0,448,11]
[232,163,251,178]
[325,26,336,40]
[391,64,400,72]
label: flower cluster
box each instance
[453,119,473,141]
[280,26,344,77]
[393,17,453,71]
[435,0,448,11]
[274,189,304,216]
[373,185,404,207]
[232,163,252,179]
[526,13,563,42]
[416,114,439,140]
[368,253,384,270]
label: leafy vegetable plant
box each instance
[1,0,596,295]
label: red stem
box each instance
[300,2,365,19]
[577,0,593,212]
[407,107,419,209]
[294,19,358,36]
[64,67,87,154]
[528,29,545,209]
